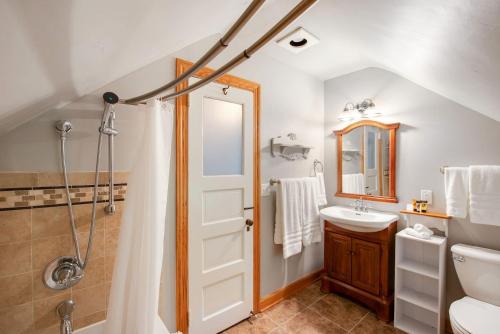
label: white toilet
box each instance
[450,244,500,334]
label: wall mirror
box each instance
[334,120,400,203]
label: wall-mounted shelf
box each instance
[394,228,447,334]
[400,210,451,220]
[270,134,312,160]
[400,210,450,237]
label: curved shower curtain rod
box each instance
[110,0,317,105]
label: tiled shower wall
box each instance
[0,172,128,334]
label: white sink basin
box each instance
[320,206,399,232]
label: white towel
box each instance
[315,172,327,206]
[301,178,321,246]
[406,224,434,240]
[274,179,303,258]
[445,167,469,218]
[342,173,365,194]
[469,165,500,226]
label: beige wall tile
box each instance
[32,270,65,301]
[73,203,105,232]
[104,202,123,230]
[0,173,37,189]
[36,173,65,188]
[72,256,105,291]
[104,228,120,257]
[69,172,100,186]
[0,272,33,308]
[73,311,105,330]
[105,282,112,308]
[0,303,34,333]
[32,236,72,271]
[0,209,31,245]
[104,255,115,282]
[33,292,71,330]
[32,203,105,244]
[77,228,105,260]
[0,241,31,277]
[100,171,129,185]
[33,325,59,334]
[32,206,71,240]
[72,284,106,320]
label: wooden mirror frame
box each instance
[334,120,400,203]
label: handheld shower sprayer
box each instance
[100,92,120,135]
[45,91,122,292]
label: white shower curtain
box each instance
[105,100,173,334]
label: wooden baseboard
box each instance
[258,270,324,311]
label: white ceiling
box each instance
[2,0,500,134]
[260,0,500,121]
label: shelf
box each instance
[270,136,313,160]
[397,288,438,313]
[397,228,446,246]
[400,210,451,220]
[397,260,439,280]
[396,315,436,334]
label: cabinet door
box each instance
[325,232,351,283]
[351,238,380,295]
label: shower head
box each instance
[103,92,119,105]
[55,120,72,136]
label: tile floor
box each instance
[222,281,405,334]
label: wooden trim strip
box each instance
[175,58,190,333]
[175,58,261,333]
[259,270,324,311]
[400,210,451,220]
[334,120,400,135]
[335,192,399,203]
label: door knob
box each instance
[245,219,254,231]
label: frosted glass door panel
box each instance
[203,97,243,176]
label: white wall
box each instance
[0,35,324,331]
[324,67,500,310]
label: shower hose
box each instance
[59,112,109,270]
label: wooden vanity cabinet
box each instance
[321,220,397,322]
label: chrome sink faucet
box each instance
[354,198,369,212]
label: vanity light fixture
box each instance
[338,98,381,121]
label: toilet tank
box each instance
[452,244,500,307]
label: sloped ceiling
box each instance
[258,0,500,121]
[0,0,253,133]
[2,0,500,134]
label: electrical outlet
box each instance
[421,189,433,205]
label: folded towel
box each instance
[342,173,365,194]
[469,165,500,226]
[301,178,321,246]
[406,224,433,240]
[445,167,469,218]
[315,172,327,206]
[274,179,303,258]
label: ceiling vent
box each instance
[276,27,319,54]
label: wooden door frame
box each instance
[175,58,261,333]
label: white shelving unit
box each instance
[394,227,447,334]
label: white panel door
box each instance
[188,80,254,334]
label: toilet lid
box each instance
[450,297,500,334]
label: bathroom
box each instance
[1,0,500,333]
